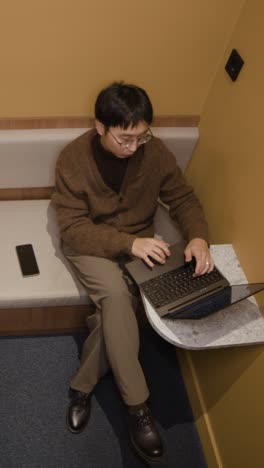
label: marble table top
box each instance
[142,244,264,349]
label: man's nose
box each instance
[129,139,138,151]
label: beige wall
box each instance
[0,0,244,117]
[185,1,264,466]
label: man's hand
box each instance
[184,238,214,276]
[132,238,171,268]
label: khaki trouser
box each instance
[64,252,150,406]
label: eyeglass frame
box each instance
[106,126,153,149]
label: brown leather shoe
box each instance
[129,405,164,462]
[66,389,91,434]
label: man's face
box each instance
[95,120,150,158]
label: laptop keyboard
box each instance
[140,262,224,308]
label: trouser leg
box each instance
[71,305,110,394]
[65,253,150,406]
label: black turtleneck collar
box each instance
[91,134,129,194]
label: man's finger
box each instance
[184,247,193,263]
[153,240,171,257]
[143,255,154,268]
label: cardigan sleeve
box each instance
[52,163,136,258]
[157,140,209,243]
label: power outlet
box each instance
[225,49,244,82]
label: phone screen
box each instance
[16,244,40,276]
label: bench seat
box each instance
[0,199,90,309]
[0,198,184,309]
[0,126,197,334]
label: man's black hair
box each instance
[95,82,153,129]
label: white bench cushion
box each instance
[0,200,90,308]
[0,127,198,188]
[0,199,184,309]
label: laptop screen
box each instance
[168,282,264,319]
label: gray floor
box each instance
[0,325,207,468]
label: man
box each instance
[52,82,214,463]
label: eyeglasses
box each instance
[107,127,153,149]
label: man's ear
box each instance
[95,119,105,136]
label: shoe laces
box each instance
[74,391,89,402]
[136,411,152,429]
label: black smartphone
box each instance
[16,244,40,277]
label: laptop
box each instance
[125,242,264,320]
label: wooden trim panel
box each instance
[0,304,92,336]
[0,302,147,336]
[0,115,200,130]
[0,187,53,201]
[154,115,200,127]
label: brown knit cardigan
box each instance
[52,129,209,258]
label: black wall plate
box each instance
[225,49,244,82]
